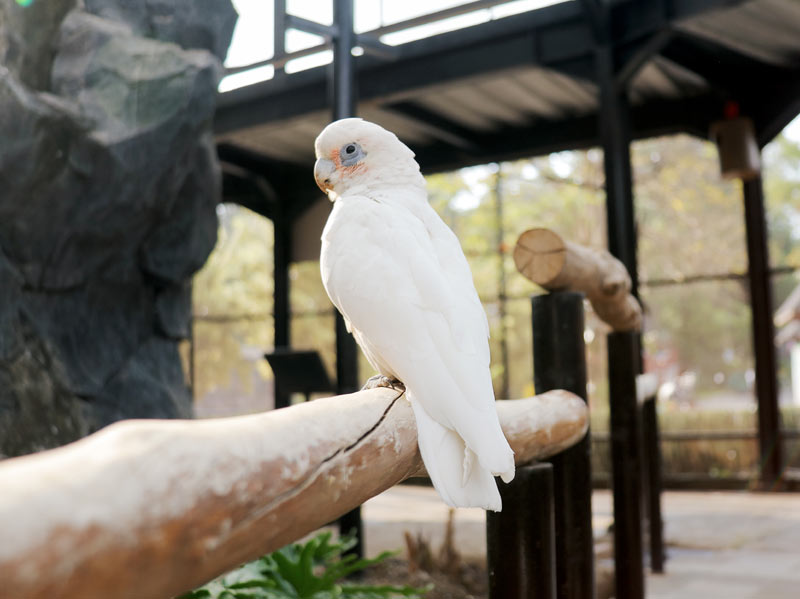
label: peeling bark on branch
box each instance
[0,388,587,599]
[513,228,642,331]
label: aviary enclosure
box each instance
[1,0,800,598]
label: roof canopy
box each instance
[216,0,800,207]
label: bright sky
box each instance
[220,0,800,143]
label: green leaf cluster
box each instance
[180,532,428,599]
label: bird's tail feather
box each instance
[409,394,503,511]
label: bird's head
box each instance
[313,118,423,200]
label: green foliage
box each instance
[181,532,428,599]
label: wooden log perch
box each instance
[0,388,587,599]
[513,227,642,331]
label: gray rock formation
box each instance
[0,0,237,457]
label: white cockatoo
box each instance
[314,118,515,511]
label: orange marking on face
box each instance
[330,148,367,177]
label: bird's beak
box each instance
[314,158,336,194]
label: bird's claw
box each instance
[361,375,406,393]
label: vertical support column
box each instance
[597,46,638,296]
[743,175,782,488]
[495,165,510,400]
[596,36,645,599]
[608,331,645,599]
[273,0,286,78]
[273,204,291,410]
[330,0,362,559]
[331,0,356,120]
[331,0,359,396]
[532,292,594,599]
[641,396,665,573]
[487,463,557,599]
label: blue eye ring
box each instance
[340,142,365,166]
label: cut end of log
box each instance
[513,228,567,287]
[514,227,643,332]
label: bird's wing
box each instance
[321,193,497,425]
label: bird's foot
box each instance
[361,375,405,393]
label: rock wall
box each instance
[0,0,237,457]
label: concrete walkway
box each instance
[361,486,800,598]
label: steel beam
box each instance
[597,29,645,599]
[743,175,783,488]
[331,0,363,560]
[273,203,291,410]
[598,45,638,294]
[608,332,645,599]
[641,396,665,573]
[411,94,717,175]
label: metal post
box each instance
[273,0,286,78]
[597,50,638,297]
[608,331,645,599]
[743,175,782,489]
[331,0,356,120]
[495,165,510,400]
[641,396,665,573]
[331,0,359,395]
[532,292,594,599]
[330,0,363,559]
[273,204,291,410]
[487,463,557,599]
[597,32,645,599]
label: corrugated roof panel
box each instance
[630,56,708,103]
[515,68,597,115]
[443,83,531,127]
[476,74,563,120]
[678,0,800,67]
[415,90,498,130]
[356,105,437,144]
[219,114,329,163]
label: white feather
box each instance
[317,119,515,510]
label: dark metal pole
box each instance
[532,292,594,599]
[330,0,363,559]
[597,46,638,297]
[743,175,782,488]
[273,204,291,410]
[273,0,286,79]
[495,165,510,400]
[331,0,359,395]
[608,331,645,599]
[641,396,665,573]
[487,463,557,599]
[596,31,645,599]
[331,0,356,120]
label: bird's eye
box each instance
[339,142,365,167]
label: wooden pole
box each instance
[513,228,641,332]
[0,388,587,599]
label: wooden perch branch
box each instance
[0,388,587,599]
[513,228,642,331]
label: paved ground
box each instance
[361,486,800,598]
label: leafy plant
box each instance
[180,532,428,599]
